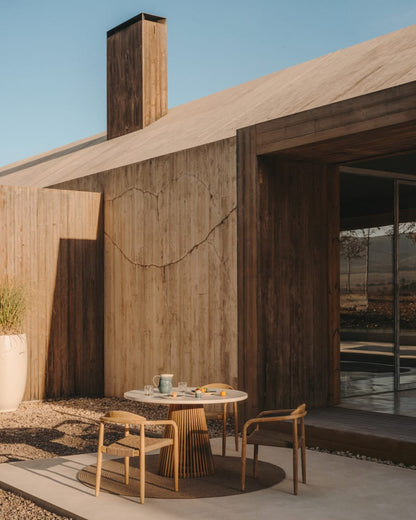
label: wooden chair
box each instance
[241,403,307,495]
[202,382,239,456]
[95,410,179,504]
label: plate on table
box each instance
[190,388,217,394]
[160,393,185,399]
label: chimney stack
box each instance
[107,13,167,140]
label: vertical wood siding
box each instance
[236,127,260,419]
[56,138,238,396]
[257,157,339,410]
[236,131,340,415]
[0,185,103,400]
[107,15,167,139]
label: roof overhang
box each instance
[239,80,416,164]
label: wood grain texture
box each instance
[3,24,416,186]
[54,139,238,398]
[0,185,103,400]
[3,22,415,412]
[255,82,416,157]
[158,404,214,478]
[107,14,167,139]
[141,16,167,128]
[257,158,339,410]
[237,152,340,413]
[237,127,260,421]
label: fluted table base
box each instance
[158,404,215,478]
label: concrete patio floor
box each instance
[0,437,415,520]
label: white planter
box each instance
[0,334,27,412]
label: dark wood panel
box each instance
[256,81,416,157]
[107,14,167,139]
[107,22,144,139]
[327,166,341,404]
[237,127,260,420]
[270,121,416,164]
[257,157,339,410]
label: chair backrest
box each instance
[100,410,147,426]
[203,383,234,390]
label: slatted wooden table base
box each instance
[157,404,215,478]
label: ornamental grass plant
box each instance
[0,278,26,335]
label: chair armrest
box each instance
[257,409,293,418]
[242,414,296,439]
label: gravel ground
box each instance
[0,397,415,519]
[0,397,227,519]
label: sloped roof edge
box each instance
[1,23,416,188]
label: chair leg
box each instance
[293,445,298,495]
[301,439,306,483]
[234,402,239,451]
[301,418,306,483]
[173,430,179,492]
[95,449,103,497]
[95,421,105,497]
[241,437,247,491]
[140,449,145,504]
[222,404,227,456]
[253,444,258,478]
[124,456,130,485]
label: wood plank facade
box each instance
[0,185,103,400]
[107,13,167,139]
[5,80,414,415]
[258,158,339,412]
[2,18,416,420]
[237,81,416,417]
[56,138,238,396]
[237,144,340,417]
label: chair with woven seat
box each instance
[241,403,307,495]
[95,410,179,504]
[202,382,239,456]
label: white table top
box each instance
[124,387,248,405]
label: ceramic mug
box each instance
[153,373,173,394]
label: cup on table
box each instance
[144,384,154,396]
[178,381,187,394]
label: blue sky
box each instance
[1,0,415,167]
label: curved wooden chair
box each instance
[241,403,307,495]
[95,410,179,504]
[202,383,239,456]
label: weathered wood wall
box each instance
[107,13,167,138]
[236,84,416,417]
[0,185,103,400]
[55,138,237,396]
[257,157,339,410]
[237,131,340,416]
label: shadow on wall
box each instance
[45,235,104,398]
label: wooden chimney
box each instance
[107,13,167,140]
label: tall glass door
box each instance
[397,182,416,390]
[340,174,416,397]
[340,174,394,397]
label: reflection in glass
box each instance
[340,174,394,397]
[398,183,416,388]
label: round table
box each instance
[124,388,248,478]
